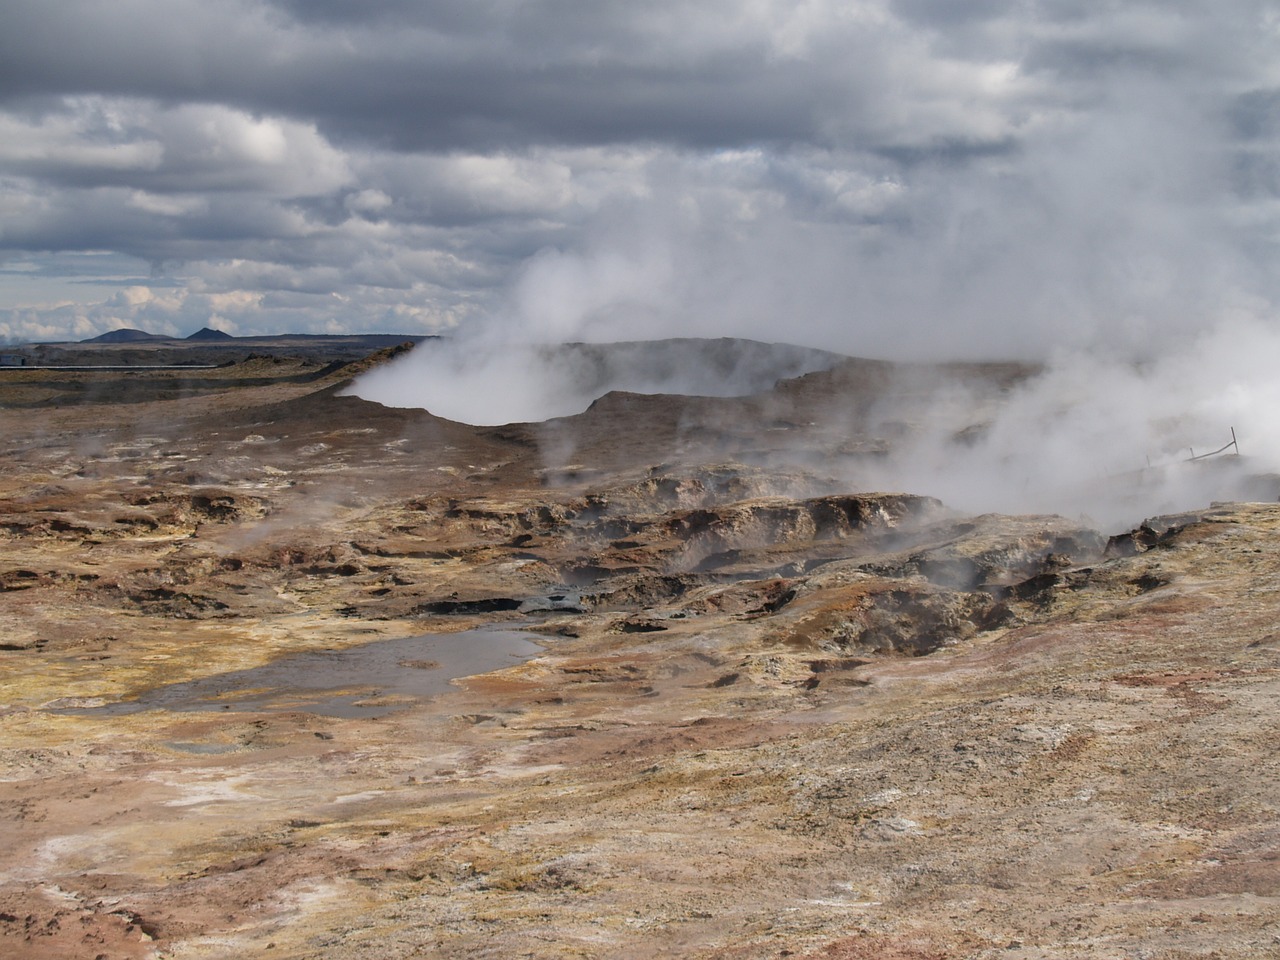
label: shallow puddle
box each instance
[63,628,542,718]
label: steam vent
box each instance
[1,335,1277,958]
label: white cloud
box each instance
[0,97,350,197]
[149,103,352,194]
[128,190,208,217]
[0,0,1276,358]
[344,188,392,217]
[0,110,164,171]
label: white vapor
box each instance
[348,336,841,426]
[346,54,1280,529]
[853,317,1280,528]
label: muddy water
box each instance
[68,628,542,718]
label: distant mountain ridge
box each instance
[25,331,433,369]
[82,328,173,344]
[186,326,234,341]
[77,327,429,346]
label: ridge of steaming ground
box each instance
[1,345,1278,959]
[345,336,849,425]
[350,337,1280,528]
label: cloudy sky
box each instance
[2,0,1279,356]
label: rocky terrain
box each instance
[1,341,1278,959]
[3,332,432,368]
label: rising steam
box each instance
[346,67,1280,530]
[853,318,1280,528]
[348,337,842,426]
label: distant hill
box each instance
[186,327,235,341]
[26,333,434,368]
[82,328,173,344]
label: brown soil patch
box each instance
[2,343,1279,959]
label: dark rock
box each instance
[418,597,523,615]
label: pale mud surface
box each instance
[1,344,1278,959]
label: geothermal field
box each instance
[2,336,1280,959]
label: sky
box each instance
[2,1,1279,356]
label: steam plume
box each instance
[348,54,1280,528]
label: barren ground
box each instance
[1,343,1278,959]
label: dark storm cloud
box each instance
[2,0,1103,158]
[0,1,1261,152]
[0,0,825,151]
